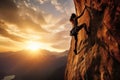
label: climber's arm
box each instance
[76,6,86,19]
[77,23,87,32]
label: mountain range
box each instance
[0,49,68,80]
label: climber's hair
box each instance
[70,13,76,22]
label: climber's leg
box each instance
[82,23,90,35]
[77,23,88,33]
[74,35,78,55]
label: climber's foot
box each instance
[74,49,77,55]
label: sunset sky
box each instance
[0,0,75,52]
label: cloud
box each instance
[0,0,19,23]
[37,0,64,12]
[37,14,71,51]
[0,38,19,48]
[39,27,71,50]
[0,0,17,9]
[51,0,64,12]
[50,0,75,13]
[0,21,26,42]
[17,1,48,33]
[0,0,48,33]
[49,26,71,50]
[52,42,69,50]
[38,0,48,4]
[0,28,25,42]
[51,31,70,50]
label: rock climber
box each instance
[70,6,89,55]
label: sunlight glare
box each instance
[26,41,41,51]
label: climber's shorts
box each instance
[70,27,78,36]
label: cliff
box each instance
[65,0,120,80]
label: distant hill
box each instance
[0,49,68,80]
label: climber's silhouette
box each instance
[70,7,89,55]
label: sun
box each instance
[26,41,41,51]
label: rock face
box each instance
[65,0,120,80]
